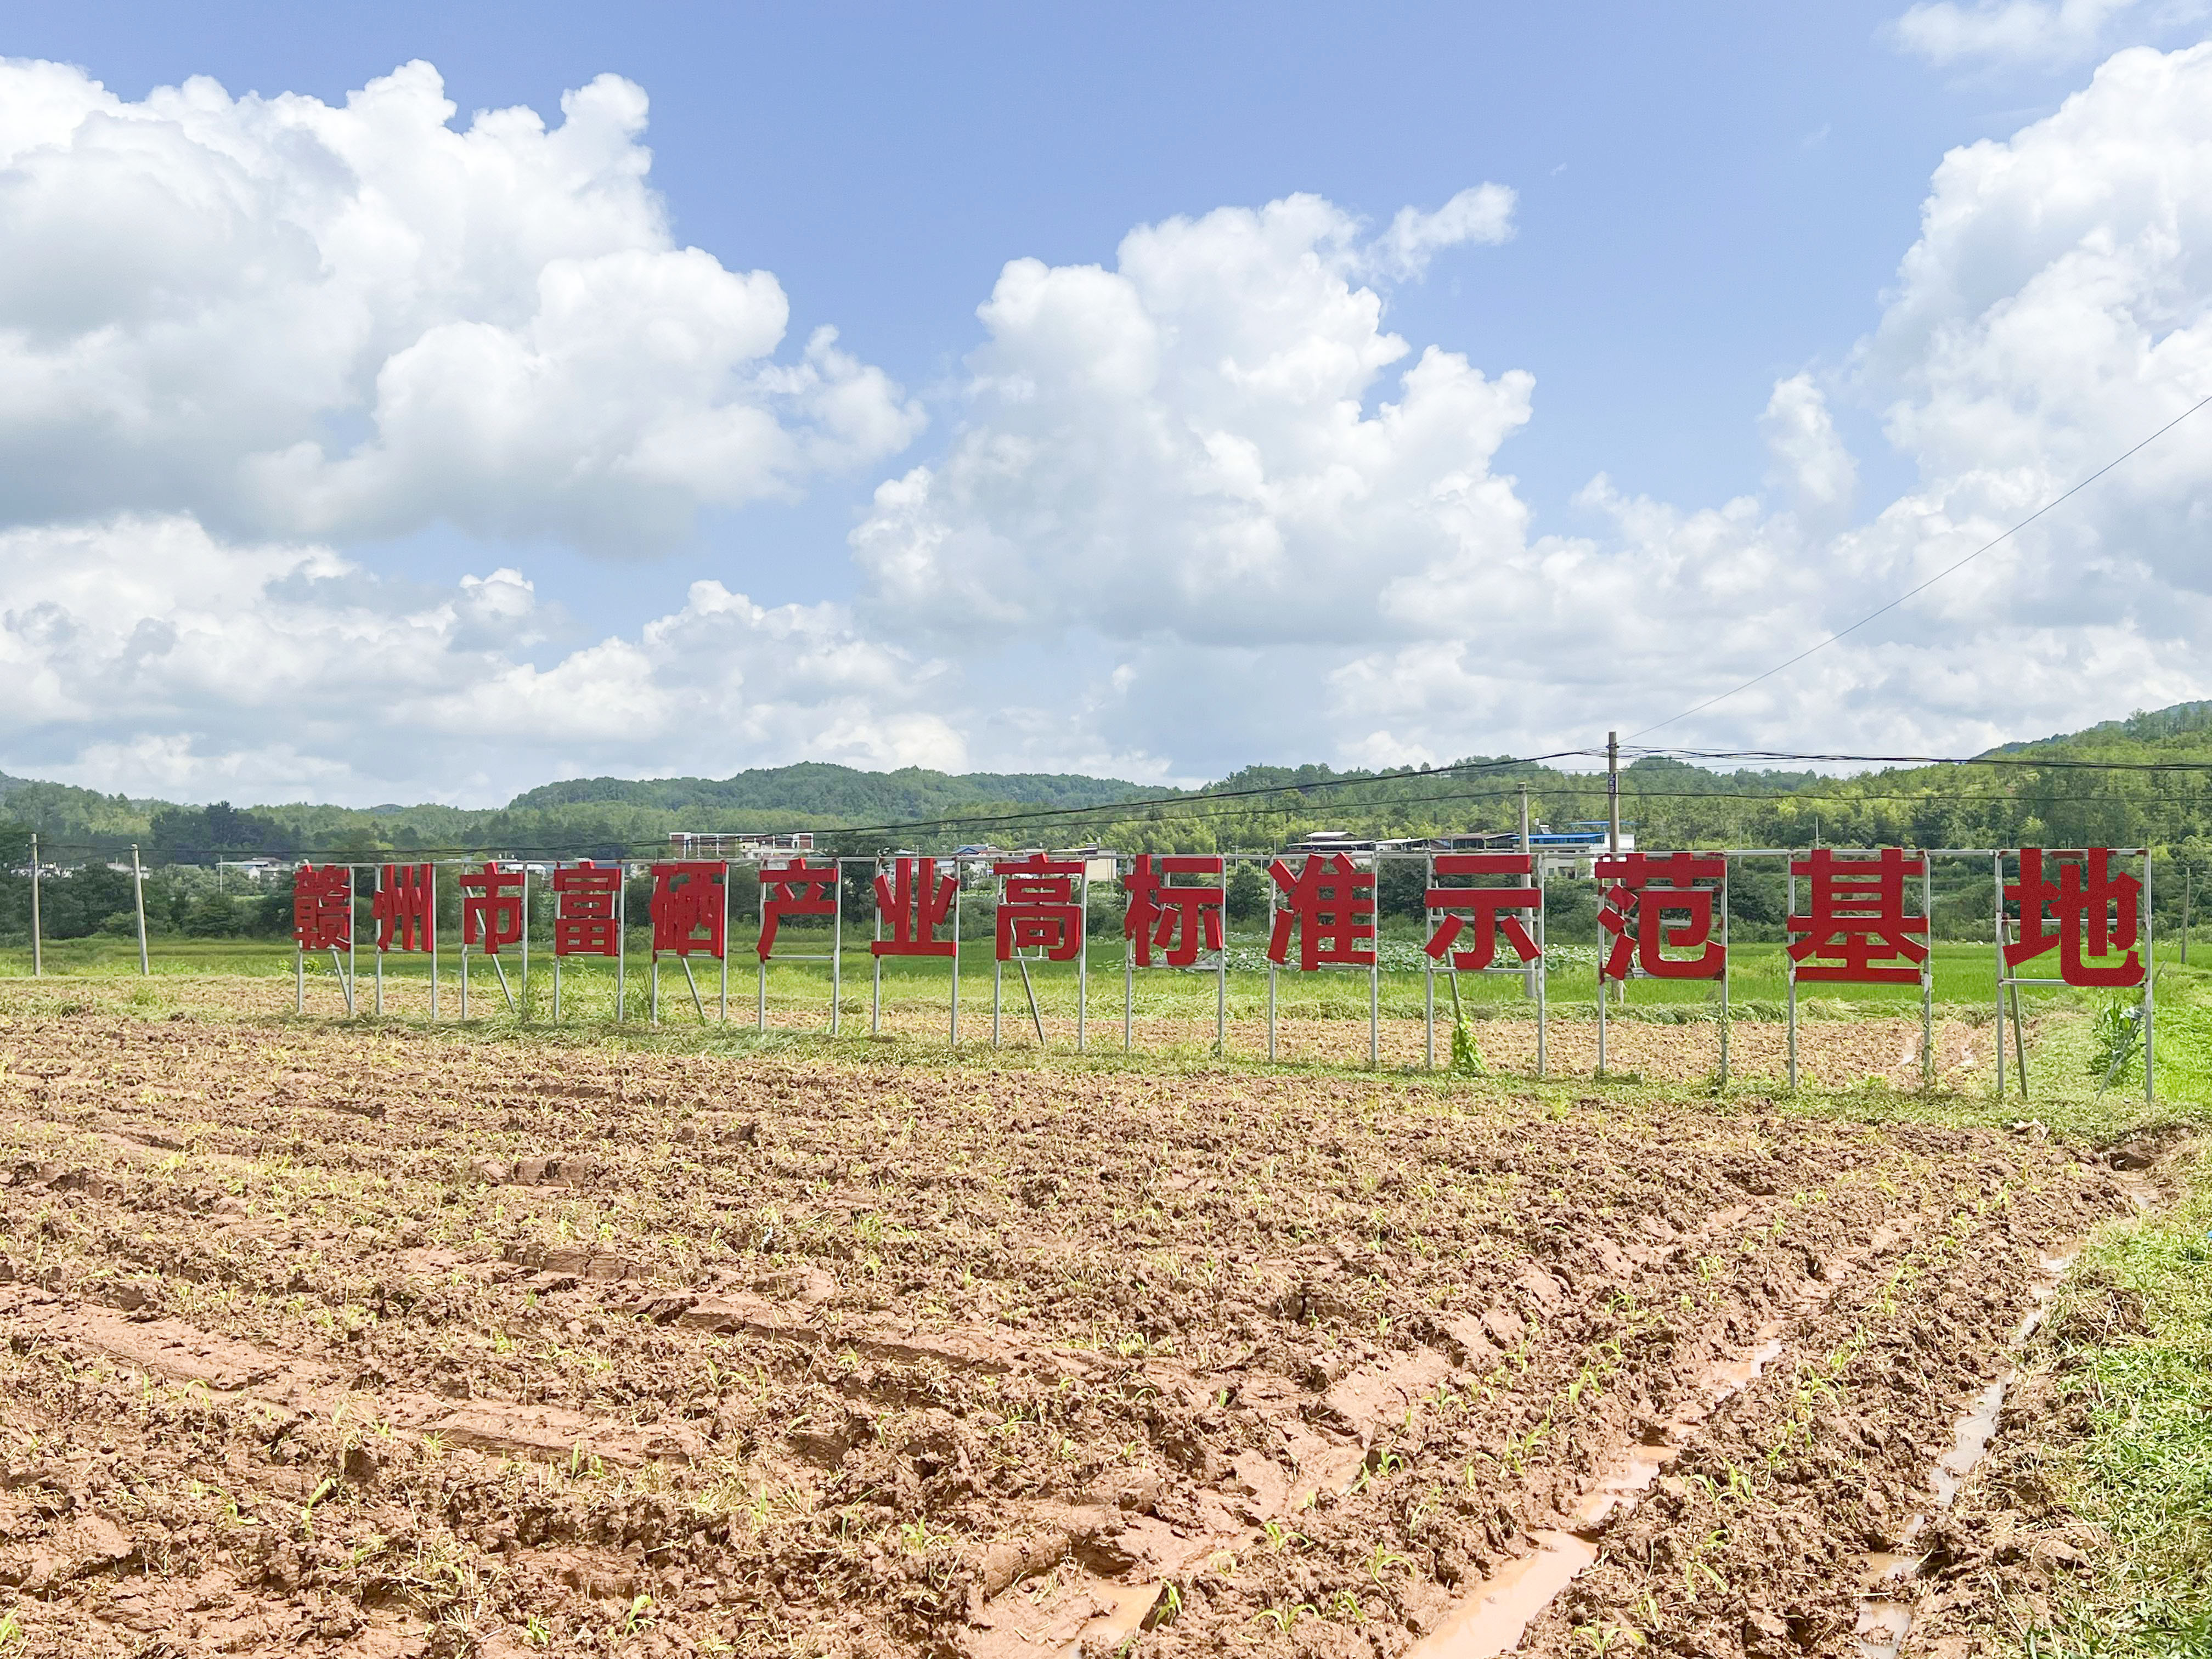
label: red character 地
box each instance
[459,862,525,955]
[2005,848,2145,988]
[292,864,352,951]
[994,853,1086,963]
[1266,853,1375,970]
[373,864,436,953]
[758,859,840,960]
[551,861,622,958]
[1787,848,1928,984]
[650,862,726,958]
[1595,852,1726,980]
[1122,854,1226,968]
[1424,853,1541,971]
[872,857,956,958]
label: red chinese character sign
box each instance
[1267,854,1375,970]
[1595,853,1725,980]
[375,864,435,953]
[2005,848,2145,988]
[1787,848,1928,984]
[873,857,956,958]
[995,854,1085,962]
[293,865,352,951]
[551,862,621,957]
[758,859,839,959]
[1424,854,1541,971]
[458,863,525,954]
[1122,855,1225,967]
[650,862,726,959]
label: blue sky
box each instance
[3,2,2211,801]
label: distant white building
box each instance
[668,831,815,860]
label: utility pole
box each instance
[1520,786,1535,1001]
[1606,731,1620,856]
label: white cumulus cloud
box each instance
[1886,0,2187,66]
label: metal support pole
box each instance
[1718,858,1730,1088]
[429,865,439,1022]
[650,949,659,1027]
[757,872,768,1034]
[614,866,625,1025]
[1520,788,1535,1002]
[1077,866,1088,1054]
[950,864,961,1046]
[1369,947,1380,1070]
[460,936,470,1021]
[1216,881,1227,1059]
[375,865,386,1019]
[1921,855,1934,1091]
[2145,848,2156,1105]
[27,834,40,977]
[131,843,149,978]
[719,864,729,1025]
[1992,853,2006,1100]
[1786,862,1798,1091]
[1423,851,1436,1072]
[871,857,883,1036]
[831,867,843,1037]
[1536,853,1548,1080]
[343,866,358,1017]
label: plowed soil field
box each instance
[0,1006,2128,1658]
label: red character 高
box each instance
[551,862,622,958]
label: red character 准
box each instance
[2005,848,2145,988]
[1266,853,1375,970]
[650,862,726,958]
[1122,854,1226,968]
[872,857,957,958]
[458,862,525,955]
[1595,852,1726,980]
[292,864,352,951]
[994,853,1086,963]
[1424,853,1541,971]
[1787,848,1928,984]
[758,858,840,959]
[551,862,622,958]
[374,864,436,953]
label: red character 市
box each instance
[292,864,352,951]
[1787,848,1928,984]
[1595,852,1726,980]
[1266,853,1375,970]
[872,857,957,958]
[2005,848,2144,988]
[551,861,622,958]
[374,864,435,953]
[1424,853,1541,971]
[758,859,839,960]
[1122,854,1225,968]
[650,862,726,958]
[458,862,525,955]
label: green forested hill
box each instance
[506,764,1171,820]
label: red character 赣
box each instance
[758,859,840,960]
[551,862,622,958]
[1424,853,1541,971]
[994,853,1086,963]
[2005,848,2145,988]
[872,857,956,958]
[374,864,435,953]
[650,862,726,958]
[458,862,525,955]
[1595,852,1726,980]
[1266,853,1375,970]
[1122,854,1226,968]
[1787,848,1928,984]
[292,864,352,951]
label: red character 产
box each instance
[758,859,840,960]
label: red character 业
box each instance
[872,857,956,958]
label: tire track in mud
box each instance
[0,1011,2130,1657]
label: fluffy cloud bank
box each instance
[0,58,921,550]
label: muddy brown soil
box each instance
[0,1003,2124,1657]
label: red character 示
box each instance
[1595,852,1725,980]
[374,864,435,953]
[650,862,726,958]
[758,859,839,960]
[994,853,1086,963]
[458,862,525,955]
[1122,855,1226,968]
[292,864,352,951]
[2005,848,2144,988]
[1424,853,1541,971]
[1787,848,1928,984]
[551,861,622,958]
[1266,853,1375,970]
[872,857,956,958]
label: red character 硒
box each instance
[650,862,726,958]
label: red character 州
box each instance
[1424,853,1541,971]
[551,862,622,958]
[1266,853,1375,970]
[994,853,1086,963]
[374,864,435,953]
[1787,848,1928,984]
[459,862,525,955]
[292,864,352,951]
[872,857,956,958]
[1595,851,1726,980]
[650,862,726,958]
[758,859,839,960]
[1122,855,1226,968]
[2005,848,2144,988]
